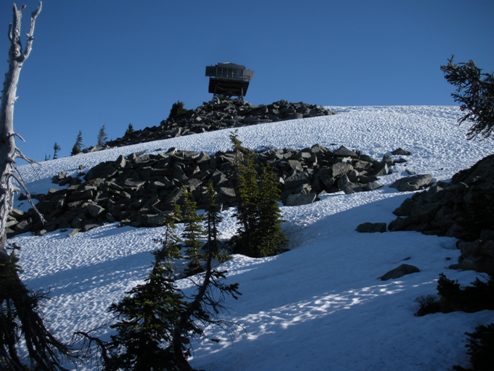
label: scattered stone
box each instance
[379,264,420,281]
[356,222,387,233]
[285,192,317,206]
[105,98,334,149]
[9,144,390,236]
[390,174,434,192]
[391,148,411,156]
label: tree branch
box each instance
[11,167,46,225]
[21,1,43,61]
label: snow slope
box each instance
[13,106,494,370]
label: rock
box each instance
[379,264,420,281]
[219,187,236,199]
[315,167,334,191]
[390,174,434,192]
[356,222,387,233]
[337,175,355,194]
[334,146,358,157]
[391,148,411,156]
[13,141,390,236]
[288,160,303,172]
[69,228,80,237]
[331,162,353,177]
[85,161,118,180]
[85,203,105,218]
[285,192,317,206]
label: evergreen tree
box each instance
[97,125,108,147]
[230,133,260,256]
[170,184,240,370]
[258,165,286,256]
[124,123,134,137]
[168,101,187,120]
[441,58,494,139]
[205,182,221,258]
[108,208,183,370]
[181,190,204,276]
[71,130,83,155]
[53,142,61,159]
[230,133,286,257]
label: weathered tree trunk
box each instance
[0,3,42,253]
[0,3,70,370]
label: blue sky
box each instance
[1,0,493,161]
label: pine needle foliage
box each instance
[97,125,108,147]
[181,190,205,276]
[230,133,286,257]
[105,196,239,371]
[107,209,184,370]
[71,130,83,156]
[0,250,70,370]
[124,123,134,138]
[441,57,494,139]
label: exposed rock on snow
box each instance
[390,174,434,192]
[356,222,387,233]
[379,264,420,281]
[104,98,333,149]
[8,144,388,235]
[389,154,494,273]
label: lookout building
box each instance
[205,62,254,99]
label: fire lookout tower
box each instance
[205,62,254,99]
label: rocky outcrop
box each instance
[105,99,333,149]
[388,155,494,241]
[388,154,494,274]
[9,144,391,235]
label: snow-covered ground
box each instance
[13,106,494,370]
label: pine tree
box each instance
[170,184,240,370]
[168,101,187,120]
[230,133,260,256]
[102,194,239,371]
[71,130,83,155]
[258,165,286,256]
[230,133,286,257]
[53,142,61,159]
[124,123,134,137]
[108,208,183,370]
[441,58,494,139]
[97,125,108,147]
[181,190,204,276]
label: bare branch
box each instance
[21,1,43,61]
[12,166,45,225]
[13,132,25,142]
[15,148,37,164]
[11,4,23,59]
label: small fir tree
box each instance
[53,142,61,159]
[230,133,286,257]
[181,190,205,276]
[108,208,183,370]
[168,101,187,120]
[257,165,286,256]
[95,194,239,371]
[230,133,260,256]
[170,184,240,370]
[71,130,83,155]
[124,123,134,137]
[97,125,108,147]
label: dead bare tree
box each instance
[0,2,70,369]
